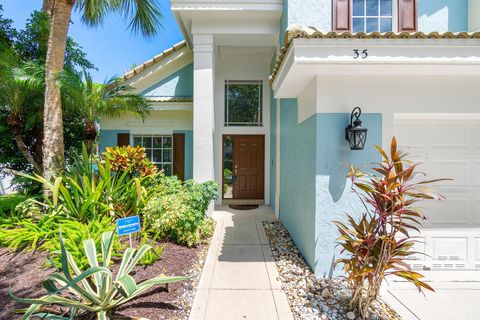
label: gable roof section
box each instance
[118,40,193,105]
[270,25,480,84]
[140,62,193,98]
[122,40,188,82]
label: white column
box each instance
[193,34,215,183]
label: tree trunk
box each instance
[42,0,74,182]
[42,0,54,16]
[13,132,43,174]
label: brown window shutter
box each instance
[173,133,185,180]
[117,133,130,147]
[398,0,417,32]
[333,0,351,32]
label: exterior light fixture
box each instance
[345,107,368,150]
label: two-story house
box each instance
[100,0,480,277]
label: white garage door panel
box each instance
[394,116,480,271]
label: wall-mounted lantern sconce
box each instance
[345,107,368,150]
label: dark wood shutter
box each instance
[117,133,130,147]
[398,0,417,32]
[173,133,185,180]
[333,0,351,32]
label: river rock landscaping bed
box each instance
[0,240,209,320]
[263,221,401,320]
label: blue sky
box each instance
[0,0,184,82]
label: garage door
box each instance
[394,115,480,271]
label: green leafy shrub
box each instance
[0,194,27,213]
[9,231,188,319]
[0,211,59,252]
[144,180,219,246]
[335,137,446,318]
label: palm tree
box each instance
[42,0,162,182]
[0,50,44,173]
[63,71,150,154]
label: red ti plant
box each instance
[334,137,447,318]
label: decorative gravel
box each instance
[263,221,401,320]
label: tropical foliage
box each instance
[334,137,446,318]
[1,146,218,269]
[62,73,150,154]
[144,179,218,246]
[41,0,163,181]
[103,145,157,176]
[9,231,188,320]
[0,9,93,193]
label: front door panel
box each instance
[233,135,264,199]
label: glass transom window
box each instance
[352,0,393,33]
[225,80,263,127]
[133,135,173,175]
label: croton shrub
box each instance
[335,137,447,318]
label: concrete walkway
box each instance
[382,271,480,320]
[189,206,293,320]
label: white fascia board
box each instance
[171,0,283,12]
[274,38,480,98]
[123,48,192,93]
[149,103,193,111]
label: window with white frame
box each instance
[225,80,263,127]
[133,135,173,175]
[352,0,393,33]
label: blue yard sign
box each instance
[117,216,141,236]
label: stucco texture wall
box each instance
[99,130,129,152]
[270,92,277,210]
[418,0,468,32]
[280,0,331,44]
[279,99,317,270]
[314,113,382,276]
[140,63,193,98]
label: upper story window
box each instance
[333,0,417,33]
[225,80,263,127]
[352,0,393,33]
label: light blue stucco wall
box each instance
[418,0,468,32]
[314,113,382,277]
[277,98,382,275]
[174,130,193,180]
[279,99,317,270]
[270,92,277,210]
[280,0,331,45]
[279,0,468,41]
[99,130,130,153]
[141,63,193,98]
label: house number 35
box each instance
[353,49,368,59]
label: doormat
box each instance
[228,204,259,210]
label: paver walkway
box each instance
[189,205,293,320]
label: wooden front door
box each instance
[232,135,264,199]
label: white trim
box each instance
[394,113,480,120]
[124,47,192,92]
[273,37,480,98]
[127,122,176,128]
[171,0,283,11]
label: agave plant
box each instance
[9,231,189,319]
[335,137,447,318]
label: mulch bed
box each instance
[0,240,209,320]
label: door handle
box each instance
[234,165,238,176]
